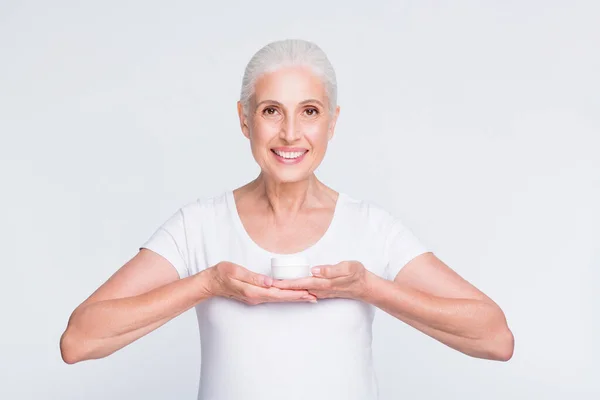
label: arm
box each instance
[362,252,514,361]
[59,249,212,364]
[60,250,315,364]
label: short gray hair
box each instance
[239,39,338,116]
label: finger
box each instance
[271,277,313,290]
[308,290,333,299]
[234,267,273,288]
[241,285,315,302]
[311,263,349,279]
[271,277,330,291]
[265,287,317,302]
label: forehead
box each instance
[253,66,327,105]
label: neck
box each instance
[250,172,323,214]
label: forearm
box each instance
[62,268,213,363]
[72,313,177,362]
[387,308,511,360]
[362,273,513,360]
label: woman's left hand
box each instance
[270,261,372,300]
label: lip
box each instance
[271,147,308,152]
[271,148,309,165]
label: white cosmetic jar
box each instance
[271,256,311,279]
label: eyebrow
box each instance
[255,99,325,108]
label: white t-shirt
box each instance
[141,190,429,400]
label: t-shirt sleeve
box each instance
[383,218,429,280]
[140,208,191,279]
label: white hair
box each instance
[239,39,338,116]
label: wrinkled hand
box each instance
[206,261,317,305]
[271,261,371,300]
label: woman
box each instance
[60,39,514,400]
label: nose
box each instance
[279,114,301,142]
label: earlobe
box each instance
[237,101,250,139]
[327,105,341,141]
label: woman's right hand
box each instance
[204,261,317,305]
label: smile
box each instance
[271,148,309,164]
[271,149,308,159]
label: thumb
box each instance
[312,263,346,278]
[311,265,330,278]
[237,267,273,287]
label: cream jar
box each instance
[270,256,311,279]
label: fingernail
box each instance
[264,277,273,286]
[309,299,318,303]
[311,267,320,276]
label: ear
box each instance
[237,101,250,139]
[327,105,341,141]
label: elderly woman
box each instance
[60,39,514,400]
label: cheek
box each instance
[303,121,330,147]
[250,119,280,144]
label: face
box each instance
[237,66,340,183]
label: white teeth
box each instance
[273,150,306,159]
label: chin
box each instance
[269,169,312,183]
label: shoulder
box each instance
[339,192,398,231]
[177,191,230,221]
[338,191,425,245]
[336,192,407,248]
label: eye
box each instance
[262,107,278,116]
[304,107,319,117]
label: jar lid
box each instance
[271,256,309,267]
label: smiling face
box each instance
[237,66,340,183]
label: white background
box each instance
[1,1,599,399]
